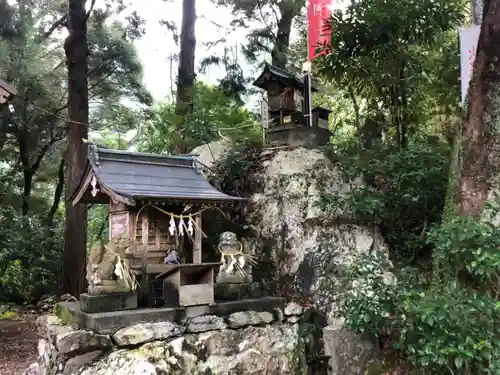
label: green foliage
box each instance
[319,142,449,264]
[316,0,464,147]
[0,0,149,303]
[209,137,264,197]
[0,207,62,303]
[137,82,260,154]
[87,205,109,249]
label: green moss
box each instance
[0,310,17,319]
[53,303,74,326]
[364,359,386,375]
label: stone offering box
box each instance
[70,145,245,310]
[80,291,138,314]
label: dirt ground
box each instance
[0,312,39,375]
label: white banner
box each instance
[459,25,481,105]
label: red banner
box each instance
[307,0,332,60]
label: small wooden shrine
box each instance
[71,145,244,308]
[253,64,332,148]
[0,78,16,105]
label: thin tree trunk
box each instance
[21,170,33,216]
[399,60,408,149]
[348,87,362,140]
[458,0,500,217]
[47,157,65,226]
[175,0,196,154]
[61,0,89,296]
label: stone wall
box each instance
[24,302,318,375]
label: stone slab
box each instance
[56,297,284,334]
[80,292,138,313]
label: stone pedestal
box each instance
[265,123,332,148]
[214,281,262,301]
[80,291,138,313]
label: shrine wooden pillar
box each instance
[193,213,202,263]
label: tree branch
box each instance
[30,141,58,174]
[47,156,65,226]
[86,0,97,21]
[38,15,68,43]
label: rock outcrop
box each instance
[231,147,388,322]
[201,143,388,374]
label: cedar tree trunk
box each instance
[457,0,500,216]
[458,0,500,217]
[175,0,196,154]
[61,0,89,296]
[271,3,297,69]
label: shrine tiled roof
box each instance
[72,145,243,205]
[252,63,318,92]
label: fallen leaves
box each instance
[0,311,39,375]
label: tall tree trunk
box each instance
[61,0,89,296]
[271,3,296,69]
[175,0,196,154]
[457,0,500,217]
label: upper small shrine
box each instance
[252,63,332,148]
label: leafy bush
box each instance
[0,207,63,303]
[428,215,500,296]
[396,283,499,374]
[340,251,399,336]
[339,215,500,375]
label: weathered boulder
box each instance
[284,302,304,316]
[227,310,274,328]
[56,330,111,355]
[191,139,232,169]
[112,322,185,347]
[194,143,390,374]
[185,315,227,333]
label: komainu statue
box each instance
[86,234,138,294]
[216,231,257,283]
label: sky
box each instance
[127,0,352,105]
[127,0,256,104]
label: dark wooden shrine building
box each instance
[0,78,16,105]
[71,144,243,308]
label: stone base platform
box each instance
[266,124,332,148]
[80,291,138,313]
[54,296,285,334]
